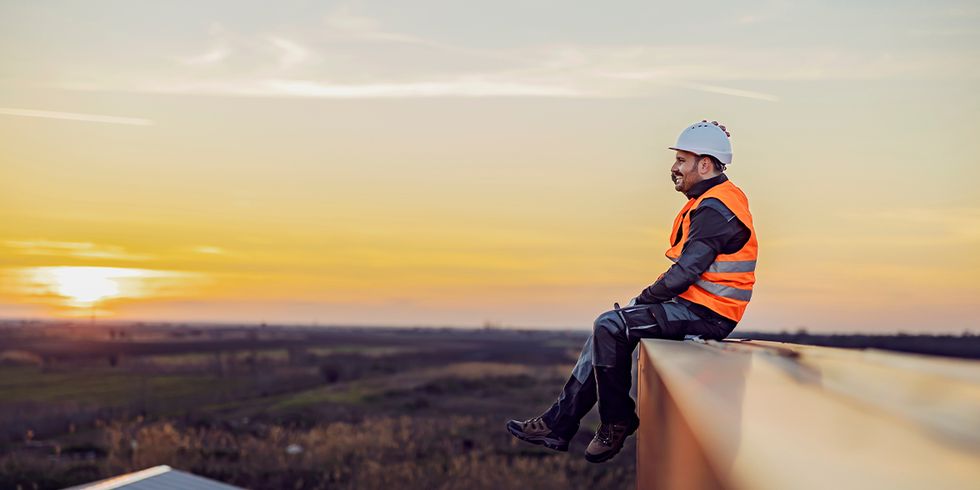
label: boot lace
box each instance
[595,423,626,446]
[525,416,546,432]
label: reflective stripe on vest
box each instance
[694,279,753,302]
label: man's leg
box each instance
[539,334,600,439]
[586,301,733,463]
[540,305,656,437]
[591,306,660,425]
[510,299,726,453]
[593,299,731,423]
[505,334,598,451]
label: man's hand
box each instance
[627,297,637,307]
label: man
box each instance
[506,120,758,463]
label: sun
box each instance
[28,266,149,308]
[50,268,122,305]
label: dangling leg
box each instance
[539,306,645,437]
[591,309,642,425]
[539,334,599,439]
[585,305,666,463]
[509,304,658,452]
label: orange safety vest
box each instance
[665,179,758,322]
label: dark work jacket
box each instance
[634,173,751,330]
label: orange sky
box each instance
[1,1,978,332]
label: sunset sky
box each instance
[1,1,978,332]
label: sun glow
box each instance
[24,266,188,309]
[51,268,121,305]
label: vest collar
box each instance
[684,173,728,200]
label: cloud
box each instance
[672,82,779,102]
[602,71,779,101]
[266,36,313,68]
[179,46,231,65]
[322,7,427,45]
[3,240,155,261]
[151,77,588,98]
[320,7,521,65]
[191,246,225,255]
[578,44,980,82]
[53,11,976,103]
[0,107,153,126]
[176,22,233,66]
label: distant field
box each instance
[0,322,633,489]
[731,330,980,359]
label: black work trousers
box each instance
[540,298,735,439]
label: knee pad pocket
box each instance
[593,310,624,336]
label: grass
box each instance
[259,363,533,413]
[269,385,381,411]
[86,415,635,490]
[306,345,425,358]
[0,366,236,406]
[0,324,633,489]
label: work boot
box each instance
[506,416,570,452]
[584,415,639,463]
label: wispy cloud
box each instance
[176,22,232,66]
[179,46,231,65]
[132,77,587,98]
[0,107,153,126]
[602,71,780,101]
[191,246,225,255]
[4,240,155,261]
[266,36,313,68]
[320,8,525,67]
[322,7,428,45]
[51,9,977,103]
[678,82,779,102]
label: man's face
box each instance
[670,150,707,194]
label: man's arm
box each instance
[633,199,747,304]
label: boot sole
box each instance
[506,421,569,452]
[584,420,639,463]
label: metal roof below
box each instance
[64,465,243,490]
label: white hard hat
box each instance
[668,120,733,165]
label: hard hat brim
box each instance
[668,146,732,165]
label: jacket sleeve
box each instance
[633,200,742,304]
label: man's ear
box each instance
[698,156,710,174]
